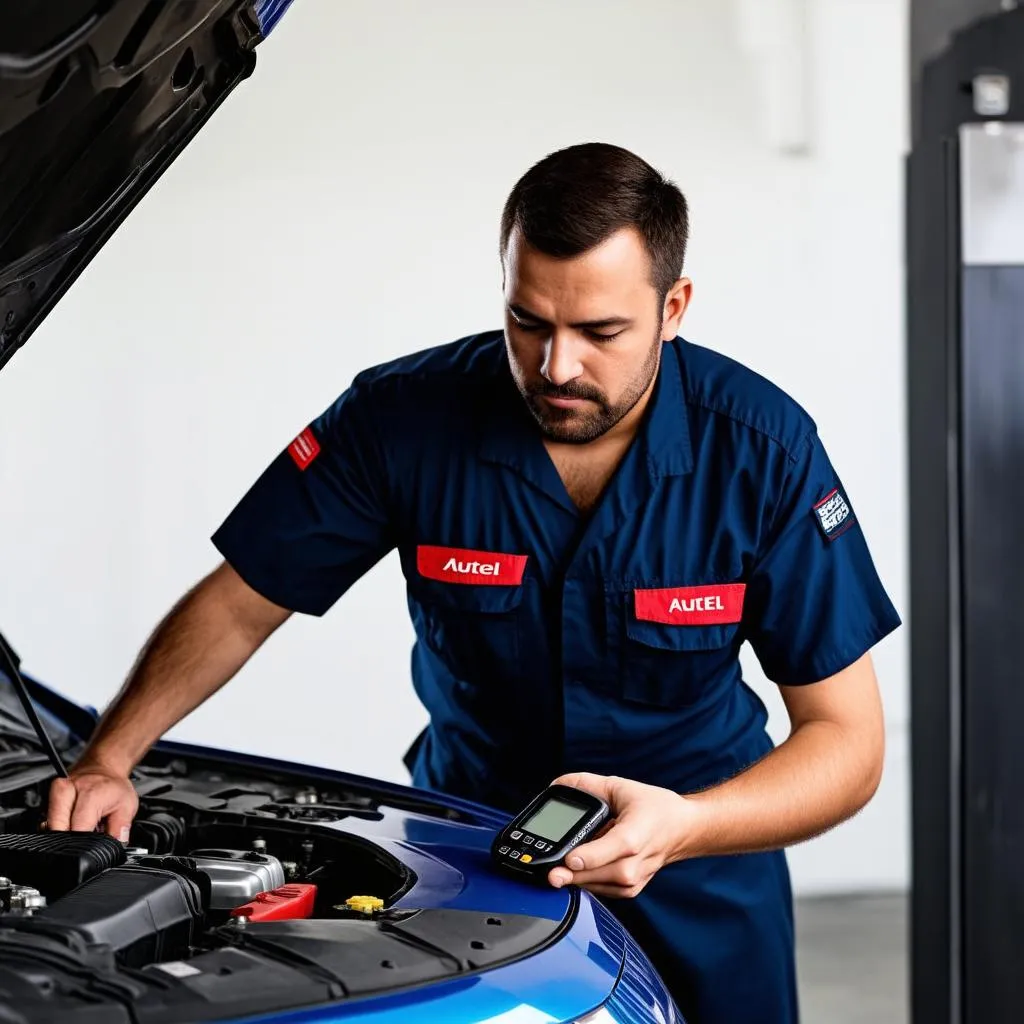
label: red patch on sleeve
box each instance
[288,427,320,470]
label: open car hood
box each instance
[0,0,292,373]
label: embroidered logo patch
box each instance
[813,487,855,540]
[417,545,528,586]
[634,584,746,625]
[288,427,320,470]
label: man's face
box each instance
[502,226,690,444]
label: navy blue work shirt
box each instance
[213,332,901,812]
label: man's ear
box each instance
[661,277,693,341]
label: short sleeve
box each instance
[743,431,901,685]
[211,383,396,616]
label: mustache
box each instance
[526,380,605,403]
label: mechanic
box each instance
[46,142,900,1024]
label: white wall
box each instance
[0,0,909,896]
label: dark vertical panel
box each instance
[906,136,960,1024]
[960,265,1024,1021]
[910,11,1024,1024]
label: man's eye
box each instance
[513,321,621,342]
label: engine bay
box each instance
[0,748,563,1023]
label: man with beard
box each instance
[46,142,900,1023]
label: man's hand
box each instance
[46,764,139,841]
[545,657,886,892]
[546,773,700,899]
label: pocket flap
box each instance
[626,617,738,652]
[409,576,526,614]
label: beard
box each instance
[517,333,662,444]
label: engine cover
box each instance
[0,833,125,901]
[40,865,203,968]
[186,849,285,910]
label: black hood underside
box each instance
[0,1,269,373]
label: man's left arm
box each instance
[548,652,884,897]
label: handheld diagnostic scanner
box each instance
[491,784,610,881]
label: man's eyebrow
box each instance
[507,303,634,330]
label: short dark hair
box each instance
[500,142,689,299]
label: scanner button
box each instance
[520,854,533,864]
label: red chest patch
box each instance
[288,427,320,470]
[634,584,746,625]
[417,545,528,586]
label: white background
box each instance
[0,0,909,895]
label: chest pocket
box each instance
[409,577,526,683]
[605,583,744,707]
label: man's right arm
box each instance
[46,560,291,838]
[50,381,399,838]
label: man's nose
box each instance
[540,334,584,386]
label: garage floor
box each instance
[795,892,908,1023]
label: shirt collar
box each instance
[476,350,574,509]
[642,338,694,479]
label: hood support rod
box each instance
[0,630,68,779]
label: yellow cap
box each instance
[520,854,533,864]
[345,895,384,914]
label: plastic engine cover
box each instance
[40,865,203,968]
[230,909,561,995]
[0,922,139,1024]
[0,922,338,1024]
[0,832,125,900]
[136,948,339,1022]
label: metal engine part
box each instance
[0,877,47,913]
[187,849,286,910]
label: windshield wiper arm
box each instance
[0,629,68,779]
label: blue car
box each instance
[0,4,682,1022]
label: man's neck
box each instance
[543,375,657,513]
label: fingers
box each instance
[576,882,644,900]
[546,774,634,889]
[103,782,139,843]
[104,808,134,844]
[566,820,641,874]
[46,776,77,831]
[69,788,107,833]
[562,854,645,890]
[548,850,652,896]
[547,813,648,891]
[47,773,138,840]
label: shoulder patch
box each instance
[813,487,855,540]
[288,427,321,470]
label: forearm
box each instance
[675,718,884,861]
[78,567,285,775]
